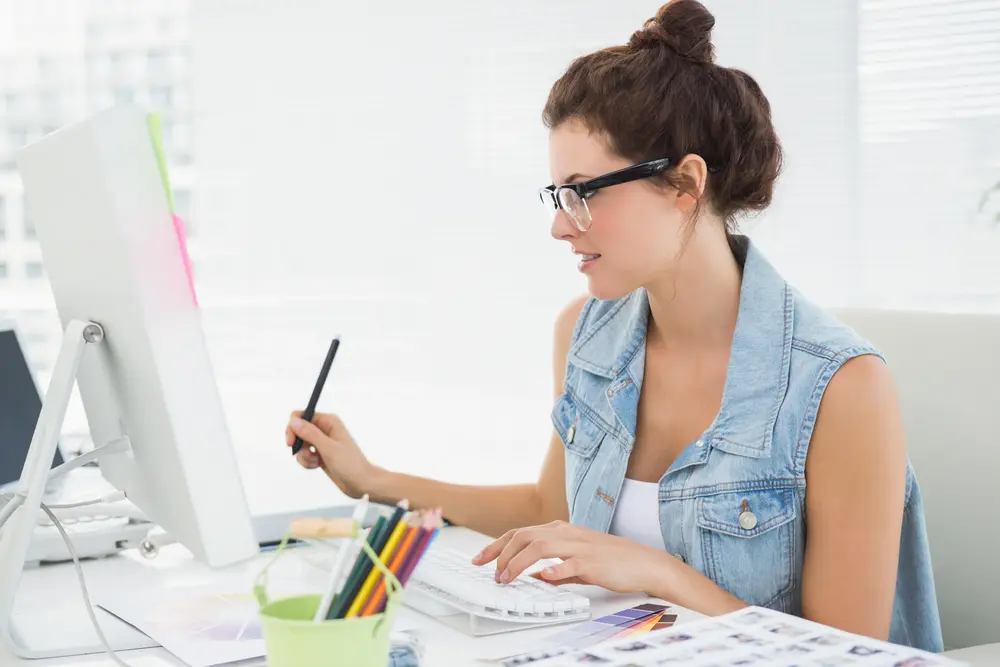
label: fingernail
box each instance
[499,570,511,584]
[471,551,483,564]
[542,567,556,578]
[290,417,302,430]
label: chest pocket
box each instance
[552,393,607,511]
[698,486,797,608]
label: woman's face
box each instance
[547,119,696,301]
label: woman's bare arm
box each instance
[297,295,588,538]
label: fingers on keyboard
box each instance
[410,546,589,618]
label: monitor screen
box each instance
[0,329,63,486]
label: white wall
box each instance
[189,1,859,511]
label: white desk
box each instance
[0,526,704,667]
[5,527,991,666]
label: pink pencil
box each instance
[396,510,441,588]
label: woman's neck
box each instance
[645,229,743,350]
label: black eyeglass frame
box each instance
[538,156,721,212]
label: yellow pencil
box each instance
[345,518,408,618]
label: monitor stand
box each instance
[0,319,157,659]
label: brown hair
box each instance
[543,0,782,228]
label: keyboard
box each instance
[2,466,368,566]
[405,546,591,626]
[29,515,154,565]
[1,470,157,566]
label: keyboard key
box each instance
[408,546,590,619]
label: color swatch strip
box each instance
[612,611,677,639]
[546,603,671,649]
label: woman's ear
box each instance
[677,191,698,213]
[674,154,709,207]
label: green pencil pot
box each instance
[253,533,403,667]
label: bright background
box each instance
[1,0,998,514]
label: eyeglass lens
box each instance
[540,188,592,231]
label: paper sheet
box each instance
[98,585,417,667]
[491,603,672,664]
[494,606,966,667]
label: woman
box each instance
[286,0,943,652]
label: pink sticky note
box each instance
[172,213,198,307]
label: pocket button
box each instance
[566,424,576,444]
[738,510,758,530]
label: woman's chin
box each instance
[586,276,636,302]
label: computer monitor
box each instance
[12,105,259,569]
[0,325,64,488]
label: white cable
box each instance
[45,491,127,510]
[0,492,25,530]
[47,437,130,482]
[48,502,148,523]
[2,492,156,663]
[38,501,133,667]
[0,491,131,526]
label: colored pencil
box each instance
[394,517,433,586]
[327,511,390,620]
[343,502,408,618]
[346,515,408,618]
[363,509,437,616]
[319,503,442,621]
[314,495,369,622]
[397,510,442,587]
[360,522,420,617]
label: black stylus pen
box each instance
[291,336,340,456]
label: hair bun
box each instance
[629,0,716,64]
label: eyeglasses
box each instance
[538,157,720,232]
[538,158,674,232]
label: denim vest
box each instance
[552,236,943,652]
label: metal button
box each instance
[739,510,758,530]
[695,439,704,447]
[566,424,576,444]
[674,553,685,563]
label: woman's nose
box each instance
[550,209,579,241]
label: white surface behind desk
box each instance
[0,527,703,667]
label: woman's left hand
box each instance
[471,520,669,595]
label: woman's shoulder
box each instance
[788,288,883,365]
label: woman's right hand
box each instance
[286,411,379,499]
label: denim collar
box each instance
[567,236,794,457]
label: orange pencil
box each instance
[396,509,442,587]
[360,516,422,617]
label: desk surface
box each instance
[1,526,704,667]
[4,528,989,667]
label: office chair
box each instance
[834,308,1000,655]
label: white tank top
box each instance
[607,478,664,550]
